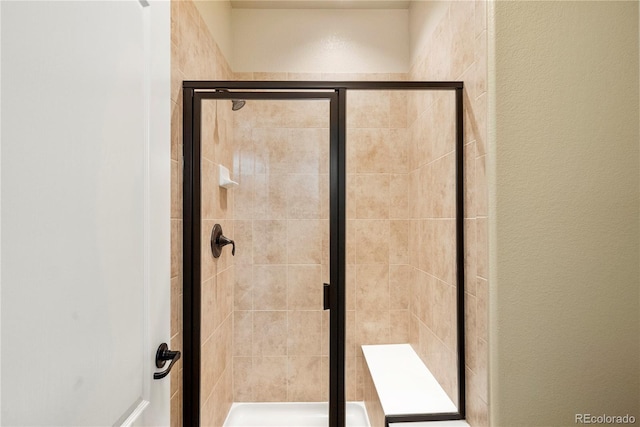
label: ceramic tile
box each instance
[476,155,487,217]
[347,90,390,129]
[234,173,254,221]
[234,311,253,357]
[352,128,391,173]
[388,128,409,174]
[170,98,182,161]
[475,93,487,156]
[475,0,487,36]
[287,310,322,355]
[253,220,287,264]
[355,220,389,264]
[233,356,253,401]
[234,220,253,265]
[286,101,329,129]
[287,220,322,264]
[476,277,488,341]
[200,221,215,282]
[464,142,477,218]
[286,174,323,219]
[234,263,253,310]
[355,264,389,311]
[253,356,287,401]
[354,174,389,219]
[389,264,411,311]
[390,310,410,342]
[253,311,287,356]
[253,72,287,81]
[476,217,488,279]
[475,30,488,96]
[390,91,407,128]
[389,174,408,219]
[287,356,322,401]
[464,218,477,296]
[465,293,478,373]
[287,265,322,311]
[252,265,287,310]
[201,278,216,342]
[389,220,409,265]
[253,173,287,220]
[356,309,389,346]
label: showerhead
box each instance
[216,89,246,111]
[231,99,246,111]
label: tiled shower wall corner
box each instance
[170,1,236,426]
[408,2,489,426]
[406,89,459,403]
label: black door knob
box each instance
[153,343,181,380]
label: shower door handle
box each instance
[153,343,181,380]
[323,283,330,310]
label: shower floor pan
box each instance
[223,402,371,427]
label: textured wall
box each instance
[232,9,409,73]
[489,2,639,425]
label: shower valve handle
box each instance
[218,235,236,256]
[211,223,235,258]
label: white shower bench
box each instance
[361,344,468,427]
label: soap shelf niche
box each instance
[218,165,238,189]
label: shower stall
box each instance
[182,81,464,427]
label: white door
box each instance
[1,0,171,425]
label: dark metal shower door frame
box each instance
[182,85,345,427]
[182,81,465,427]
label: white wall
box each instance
[231,8,409,73]
[195,2,445,74]
[408,0,448,68]
[194,0,233,62]
[488,1,640,425]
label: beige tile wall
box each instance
[408,2,489,426]
[406,90,459,402]
[231,98,331,402]
[170,1,235,426]
[228,73,414,405]
[170,1,489,423]
[200,97,235,426]
[345,87,413,402]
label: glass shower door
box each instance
[227,96,331,403]
[187,89,343,426]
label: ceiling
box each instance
[230,0,411,9]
